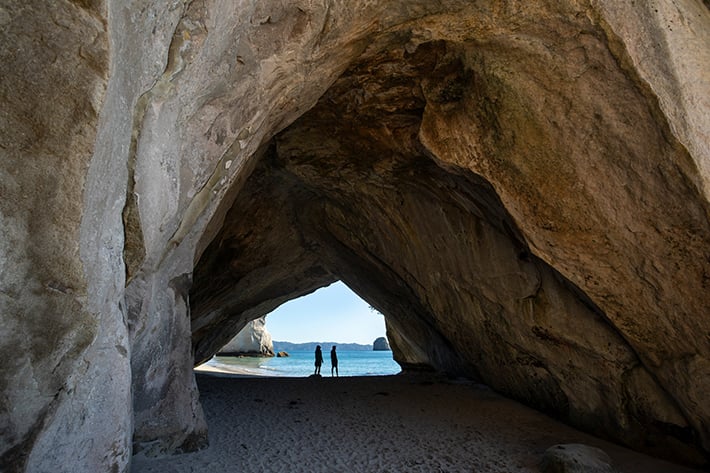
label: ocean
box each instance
[204,350,401,377]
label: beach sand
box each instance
[132,372,701,473]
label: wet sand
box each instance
[132,372,701,472]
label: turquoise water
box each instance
[205,350,401,377]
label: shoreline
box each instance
[197,350,401,378]
[194,363,264,377]
[133,372,701,472]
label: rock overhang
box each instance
[188,13,710,464]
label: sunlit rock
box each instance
[218,317,274,357]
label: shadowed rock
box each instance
[373,337,390,351]
[541,444,617,473]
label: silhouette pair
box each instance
[314,345,338,376]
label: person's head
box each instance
[316,345,321,350]
[332,346,336,350]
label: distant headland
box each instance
[273,341,373,352]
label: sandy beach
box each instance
[132,372,702,473]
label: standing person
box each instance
[330,345,338,377]
[314,345,323,375]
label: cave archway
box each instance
[124,2,709,467]
[5,1,710,471]
[183,33,709,463]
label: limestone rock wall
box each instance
[0,1,134,471]
[1,0,709,471]
[89,0,212,461]
[218,317,275,357]
[415,11,710,460]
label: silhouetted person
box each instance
[314,345,323,375]
[330,345,338,377]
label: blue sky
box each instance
[265,281,386,344]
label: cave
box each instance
[1,1,709,472]
[178,35,708,464]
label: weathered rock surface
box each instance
[218,317,274,357]
[1,1,709,472]
[0,1,132,472]
[541,444,617,473]
[373,337,390,351]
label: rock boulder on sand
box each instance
[541,444,617,473]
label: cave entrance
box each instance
[266,281,399,377]
[199,281,400,377]
[139,4,709,465]
[267,281,386,347]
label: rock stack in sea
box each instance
[218,317,275,357]
[373,337,391,351]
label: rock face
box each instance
[1,1,709,472]
[218,317,274,357]
[373,337,390,351]
[0,2,132,472]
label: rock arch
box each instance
[188,34,709,465]
[1,1,709,471]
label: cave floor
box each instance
[131,373,700,473]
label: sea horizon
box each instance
[271,339,391,352]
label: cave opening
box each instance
[5,1,709,470]
[265,281,388,347]
[187,36,645,456]
[181,14,710,466]
[197,280,401,377]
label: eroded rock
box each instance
[0,1,132,471]
[1,1,709,471]
[373,337,390,351]
[541,444,617,473]
[189,1,710,466]
[218,317,275,357]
